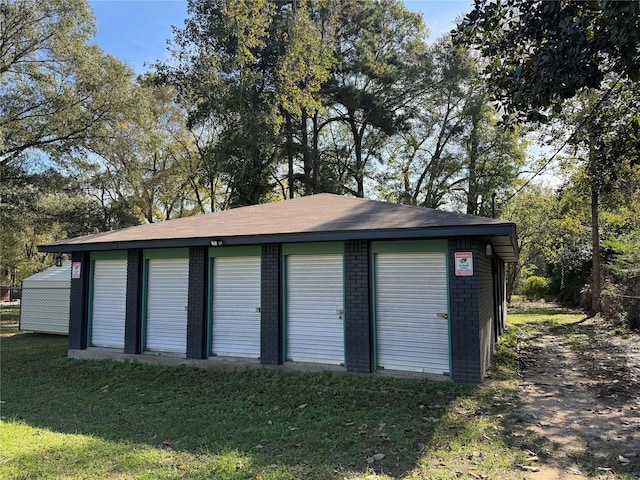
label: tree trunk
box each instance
[301,109,313,195]
[506,262,520,303]
[466,126,479,215]
[311,111,320,194]
[591,180,601,314]
[349,116,365,198]
[285,112,295,199]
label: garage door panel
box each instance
[91,259,127,348]
[211,256,261,358]
[375,252,449,374]
[146,258,189,354]
[286,254,344,365]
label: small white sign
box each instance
[71,262,82,279]
[455,252,473,276]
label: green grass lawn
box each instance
[0,306,597,479]
[0,306,20,335]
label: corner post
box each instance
[69,251,90,350]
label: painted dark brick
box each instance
[124,249,143,354]
[448,238,482,383]
[187,247,208,359]
[477,247,494,377]
[344,240,372,373]
[69,251,90,350]
[261,244,281,365]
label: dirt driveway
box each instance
[511,314,640,479]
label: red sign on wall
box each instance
[71,262,82,279]
[454,252,473,276]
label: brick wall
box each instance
[68,251,90,350]
[497,257,507,337]
[344,240,372,373]
[261,244,282,364]
[477,247,494,377]
[448,238,482,383]
[187,247,208,359]
[124,249,142,354]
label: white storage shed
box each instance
[20,261,71,334]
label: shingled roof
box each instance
[40,194,518,261]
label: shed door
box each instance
[91,259,127,348]
[211,256,261,357]
[145,258,189,353]
[286,254,344,364]
[375,252,449,374]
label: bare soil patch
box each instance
[512,315,640,479]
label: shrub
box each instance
[520,275,551,301]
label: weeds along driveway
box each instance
[507,309,640,479]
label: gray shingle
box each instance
[40,194,518,261]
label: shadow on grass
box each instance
[508,306,585,317]
[1,333,475,479]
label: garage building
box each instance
[20,261,71,334]
[39,194,517,383]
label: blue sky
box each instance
[88,0,474,74]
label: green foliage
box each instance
[500,184,557,300]
[319,0,429,197]
[160,0,336,206]
[0,163,111,284]
[8,0,639,330]
[519,275,551,301]
[376,40,527,213]
[455,1,639,314]
[454,0,640,120]
[159,0,433,201]
[0,0,142,166]
[600,187,640,329]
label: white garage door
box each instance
[375,252,450,374]
[145,258,189,354]
[286,254,344,364]
[91,259,127,348]
[211,256,261,358]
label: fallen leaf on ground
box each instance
[366,453,385,464]
[467,471,485,479]
[517,464,540,472]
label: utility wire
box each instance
[503,53,640,204]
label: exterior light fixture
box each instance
[55,254,64,267]
[485,243,493,257]
[210,240,224,247]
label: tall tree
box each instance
[159,0,335,206]
[499,184,558,301]
[377,40,526,214]
[0,0,142,166]
[562,82,640,313]
[454,0,640,121]
[320,0,429,197]
[455,0,640,313]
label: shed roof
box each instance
[22,261,71,284]
[40,194,518,262]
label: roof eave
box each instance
[39,223,518,262]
